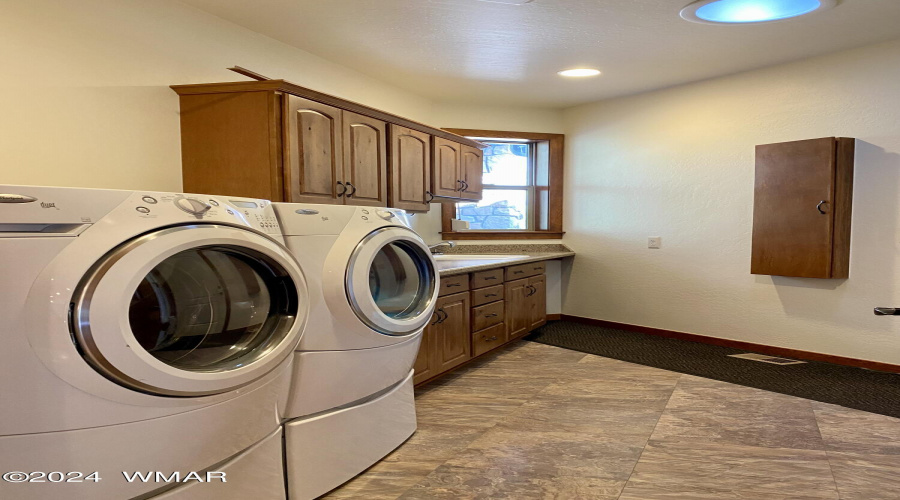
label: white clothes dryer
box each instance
[272,203,438,499]
[0,185,308,500]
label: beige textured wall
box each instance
[563,39,900,364]
[0,0,432,191]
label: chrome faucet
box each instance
[428,241,456,254]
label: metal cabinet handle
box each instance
[514,270,524,274]
[526,285,536,297]
[533,266,543,271]
[447,283,461,288]
[431,310,441,325]
[434,309,448,324]
[456,180,463,191]
[425,191,434,203]
[485,276,497,280]
[461,180,469,191]
[817,200,828,214]
[484,336,498,342]
[346,182,356,198]
[336,181,346,197]
[485,293,498,297]
[484,313,498,318]
[874,307,900,316]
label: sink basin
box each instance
[432,254,529,261]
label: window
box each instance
[456,141,534,230]
[441,129,565,240]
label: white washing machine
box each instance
[0,185,309,500]
[272,203,438,499]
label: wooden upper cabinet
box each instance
[432,137,462,198]
[460,144,484,200]
[751,137,854,279]
[286,95,344,204]
[342,111,387,206]
[172,80,483,208]
[389,125,431,212]
[178,91,285,201]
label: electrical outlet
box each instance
[648,237,661,249]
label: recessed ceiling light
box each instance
[680,0,837,24]
[558,68,601,77]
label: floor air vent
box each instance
[728,353,806,365]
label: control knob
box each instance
[175,197,211,216]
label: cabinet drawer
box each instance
[472,300,504,332]
[470,268,504,289]
[505,261,546,281]
[471,284,504,307]
[472,323,506,357]
[438,274,469,296]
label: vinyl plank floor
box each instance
[325,341,900,499]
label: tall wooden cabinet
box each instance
[751,137,854,279]
[171,79,484,210]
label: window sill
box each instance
[440,231,565,240]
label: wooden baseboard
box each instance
[547,313,561,321]
[560,315,900,374]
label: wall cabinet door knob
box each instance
[336,181,346,197]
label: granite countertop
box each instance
[434,244,575,277]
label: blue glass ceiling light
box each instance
[680,0,837,24]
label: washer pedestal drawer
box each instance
[284,370,417,500]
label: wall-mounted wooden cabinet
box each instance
[389,125,431,212]
[172,79,483,211]
[751,137,854,279]
[432,137,484,201]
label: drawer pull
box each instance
[483,335,498,342]
[533,266,542,270]
[446,283,461,287]
[484,313,498,318]
[514,270,524,274]
[485,293,498,297]
[485,276,497,280]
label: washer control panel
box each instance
[128,192,283,235]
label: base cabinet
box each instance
[414,263,549,386]
[413,292,471,385]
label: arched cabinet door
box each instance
[342,111,388,207]
[460,144,484,200]
[432,137,462,199]
[287,95,344,204]
[389,124,432,212]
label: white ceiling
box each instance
[181,0,900,107]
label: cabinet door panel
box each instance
[505,278,530,340]
[432,137,462,198]
[751,138,836,278]
[389,125,431,211]
[435,292,471,373]
[460,145,484,200]
[413,312,440,385]
[342,111,387,206]
[527,275,547,331]
[286,96,343,204]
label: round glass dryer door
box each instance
[128,247,294,372]
[346,227,437,335]
[71,225,307,396]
